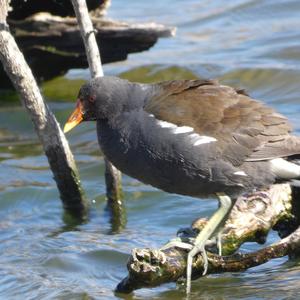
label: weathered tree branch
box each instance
[116,228,300,293]
[0,0,87,216]
[71,0,123,219]
[116,184,298,293]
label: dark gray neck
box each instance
[105,81,155,119]
[125,82,155,108]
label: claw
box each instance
[202,247,208,275]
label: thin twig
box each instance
[71,0,123,215]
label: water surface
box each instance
[1,0,300,299]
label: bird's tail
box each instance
[288,155,300,178]
[270,157,300,180]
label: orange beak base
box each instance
[63,100,84,133]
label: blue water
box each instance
[1,0,300,299]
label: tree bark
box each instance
[116,184,299,293]
[116,228,300,293]
[71,0,123,215]
[0,0,87,216]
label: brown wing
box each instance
[145,79,297,166]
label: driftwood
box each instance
[70,0,123,227]
[0,13,175,87]
[116,184,300,293]
[0,0,87,216]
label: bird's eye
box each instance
[89,95,96,103]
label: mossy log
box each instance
[116,184,300,293]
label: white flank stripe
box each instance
[155,118,217,146]
[194,136,217,146]
[270,158,300,179]
[234,171,248,176]
[173,126,194,134]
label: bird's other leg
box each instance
[186,193,233,294]
[160,227,197,251]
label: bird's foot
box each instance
[160,227,216,252]
[160,237,194,251]
[185,234,224,292]
[177,226,223,255]
[177,226,198,238]
[160,226,200,251]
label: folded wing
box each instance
[144,79,298,166]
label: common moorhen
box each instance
[64,76,300,293]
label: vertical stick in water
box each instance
[71,0,124,228]
[0,0,87,217]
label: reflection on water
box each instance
[1,0,300,299]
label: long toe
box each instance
[160,238,194,251]
[186,243,208,294]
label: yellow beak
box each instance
[63,100,84,133]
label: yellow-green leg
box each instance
[186,193,233,294]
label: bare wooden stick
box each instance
[0,0,87,215]
[71,0,123,207]
[71,0,103,78]
[116,184,297,293]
